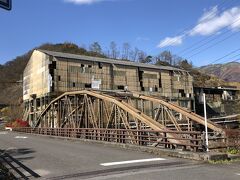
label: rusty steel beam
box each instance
[34,90,196,147]
[132,93,224,133]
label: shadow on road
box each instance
[0,148,41,179]
[4,148,35,162]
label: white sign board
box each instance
[92,79,101,89]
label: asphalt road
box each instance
[0,131,239,180]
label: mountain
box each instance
[199,62,240,82]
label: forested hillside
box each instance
[199,62,240,83]
[0,42,107,105]
[1,42,238,106]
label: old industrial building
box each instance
[23,49,194,122]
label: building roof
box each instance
[38,49,186,72]
[194,86,240,91]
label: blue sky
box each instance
[1,0,240,66]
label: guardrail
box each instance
[12,127,203,152]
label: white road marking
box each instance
[100,158,166,166]
[236,173,240,176]
[14,136,28,139]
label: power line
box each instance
[160,0,233,48]
[208,48,240,64]
[185,30,240,59]
[217,52,240,64]
[178,17,240,57]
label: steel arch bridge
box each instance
[22,90,228,151]
[33,90,223,132]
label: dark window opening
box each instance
[52,61,56,69]
[49,61,56,69]
[73,82,76,87]
[117,85,125,90]
[51,83,54,92]
[58,76,61,81]
[159,78,162,88]
[98,62,103,69]
[139,70,144,81]
[154,85,158,92]
[140,81,144,91]
[179,89,186,97]
[81,64,85,67]
[88,65,92,68]
[36,99,40,107]
[169,71,173,76]
[85,83,91,88]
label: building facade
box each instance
[23,50,194,122]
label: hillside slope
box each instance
[199,62,240,82]
[0,43,106,105]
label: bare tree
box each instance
[130,47,140,61]
[109,41,118,59]
[122,42,131,60]
[137,50,147,63]
[159,51,173,65]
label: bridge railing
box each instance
[12,127,203,152]
[206,130,240,150]
[13,127,204,151]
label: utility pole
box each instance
[203,93,209,152]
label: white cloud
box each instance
[190,6,240,36]
[199,6,218,23]
[157,6,240,48]
[64,0,114,5]
[157,35,183,48]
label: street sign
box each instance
[0,0,11,10]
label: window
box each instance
[98,62,103,69]
[73,82,76,87]
[81,64,85,67]
[159,78,162,88]
[138,70,144,81]
[88,65,92,68]
[58,76,61,81]
[117,85,124,90]
[179,89,186,97]
[140,81,144,91]
[85,83,91,88]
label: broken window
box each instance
[85,83,91,88]
[159,78,162,88]
[179,89,186,97]
[117,85,125,90]
[98,62,103,69]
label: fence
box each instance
[13,127,203,152]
